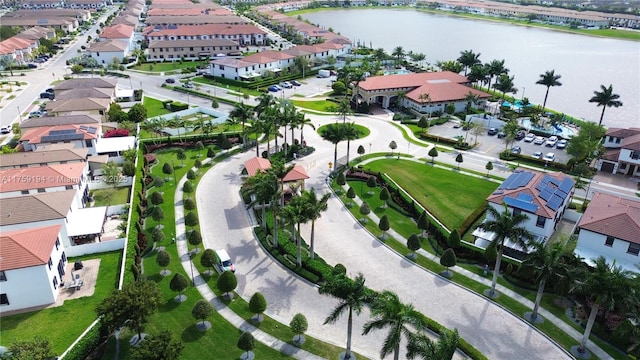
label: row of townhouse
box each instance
[471,169,639,272]
[142,23,267,47]
[207,41,349,80]
[18,0,111,10]
[87,23,136,65]
[0,78,137,314]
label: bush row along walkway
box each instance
[172,156,325,360]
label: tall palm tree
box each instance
[244,171,277,232]
[229,102,254,147]
[255,93,276,118]
[493,74,518,103]
[467,64,488,87]
[342,122,361,166]
[476,203,534,297]
[351,70,366,101]
[520,242,571,322]
[320,123,345,171]
[319,273,372,360]
[363,290,425,360]
[463,91,480,114]
[374,48,387,62]
[485,59,509,91]
[570,256,635,353]
[392,46,405,66]
[457,49,481,76]
[336,98,353,123]
[536,70,562,113]
[282,195,309,266]
[266,160,294,248]
[418,93,432,119]
[588,84,623,126]
[407,328,460,360]
[395,91,407,110]
[297,113,315,146]
[302,189,330,260]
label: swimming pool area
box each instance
[384,69,411,75]
[520,118,577,138]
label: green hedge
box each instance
[63,322,103,360]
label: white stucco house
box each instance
[473,170,575,256]
[596,127,640,177]
[0,225,67,313]
[574,192,640,272]
[87,39,129,66]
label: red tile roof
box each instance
[244,157,271,177]
[283,165,309,182]
[578,192,640,244]
[20,124,99,144]
[144,24,265,37]
[605,127,640,138]
[622,134,640,151]
[0,225,62,271]
[101,24,134,39]
[406,82,491,103]
[242,50,294,64]
[0,162,86,192]
[358,71,470,91]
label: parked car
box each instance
[27,63,38,69]
[515,130,526,140]
[556,139,568,149]
[28,111,43,118]
[40,92,54,99]
[511,146,522,155]
[545,136,558,147]
[543,152,556,162]
[488,128,498,136]
[451,120,462,128]
[524,133,536,142]
[267,85,281,92]
[45,88,54,93]
[182,82,194,89]
[533,136,546,145]
[533,151,543,159]
[165,78,176,84]
[497,131,506,138]
[215,249,235,273]
[280,81,292,89]
[290,80,301,86]
[1,125,11,134]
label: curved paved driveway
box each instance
[196,114,572,360]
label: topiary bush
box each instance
[184,212,199,227]
[183,198,196,210]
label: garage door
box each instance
[600,162,615,173]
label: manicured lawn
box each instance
[91,187,130,207]
[291,99,338,112]
[317,123,370,140]
[0,251,122,354]
[192,77,262,96]
[143,97,172,118]
[363,159,497,230]
[131,61,209,73]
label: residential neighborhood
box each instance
[0,0,638,359]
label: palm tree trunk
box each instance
[345,307,353,359]
[581,303,599,352]
[490,248,503,297]
[531,278,546,321]
[346,140,351,166]
[272,206,279,247]
[333,144,338,171]
[310,220,316,259]
[394,344,401,360]
[542,88,550,112]
[262,201,267,231]
[598,107,606,126]
[283,126,288,158]
[300,127,305,147]
[296,222,302,266]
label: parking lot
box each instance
[268,75,335,99]
[428,120,572,164]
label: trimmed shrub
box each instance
[183,180,194,193]
[153,176,164,188]
[188,229,202,247]
[183,198,196,210]
[162,162,174,174]
[249,292,267,317]
[192,299,214,326]
[150,191,164,205]
[187,169,196,180]
[151,227,165,243]
[156,250,170,269]
[447,229,461,249]
[184,212,199,227]
[151,206,164,221]
[207,147,216,158]
[217,270,237,295]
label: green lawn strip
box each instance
[317,123,371,139]
[291,99,338,112]
[0,251,122,354]
[91,187,130,207]
[143,97,172,118]
[131,61,210,73]
[362,159,497,230]
[192,76,262,96]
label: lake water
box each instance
[303,9,640,129]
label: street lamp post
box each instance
[521,87,526,101]
[16,106,21,120]
[171,160,177,184]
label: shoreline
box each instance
[287,6,640,42]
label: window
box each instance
[536,216,546,228]
[85,140,92,147]
[38,188,46,193]
[513,208,521,216]
[0,271,6,281]
[48,257,53,270]
[0,294,9,306]
[631,151,640,160]
[605,236,614,247]
[55,237,60,250]
[53,276,58,289]
[65,185,73,190]
[21,190,29,195]
[628,243,640,256]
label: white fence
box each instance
[65,238,125,257]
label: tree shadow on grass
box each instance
[181,323,207,343]
[157,297,182,313]
[146,273,164,283]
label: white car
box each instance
[533,136,546,145]
[0,125,10,134]
[545,136,558,147]
[556,139,568,149]
[524,133,536,142]
[280,81,293,89]
[543,152,556,162]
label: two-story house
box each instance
[20,124,101,155]
[473,170,575,256]
[0,225,68,314]
[0,148,88,170]
[143,24,266,46]
[574,192,640,272]
[597,127,640,177]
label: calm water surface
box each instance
[303,9,639,128]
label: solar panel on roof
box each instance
[41,133,84,142]
[546,195,564,211]
[499,173,518,190]
[80,125,88,130]
[515,172,534,187]
[554,189,569,200]
[535,182,545,192]
[517,193,534,202]
[548,177,560,186]
[559,177,574,193]
[540,175,551,185]
[87,127,97,134]
[49,129,76,136]
[504,196,538,213]
[539,188,553,201]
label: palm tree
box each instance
[467,64,488,87]
[485,59,509,91]
[418,93,432,119]
[493,74,517,103]
[407,328,460,360]
[536,70,562,113]
[342,122,361,166]
[570,256,635,353]
[520,242,571,323]
[319,273,372,360]
[463,91,480,114]
[320,123,345,171]
[255,93,276,118]
[229,102,254,147]
[282,195,309,267]
[363,290,425,360]
[395,91,407,110]
[302,189,331,260]
[351,70,366,101]
[476,203,534,297]
[588,84,623,126]
[391,46,405,67]
[336,98,353,123]
[374,48,387,62]
[244,172,277,232]
[297,113,315,146]
[457,49,481,76]
[266,160,294,248]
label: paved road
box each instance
[196,112,573,360]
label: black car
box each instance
[488,128,498,136]
[165,78,176,84]
[515,130,526,140]
[497,131,506,138]
[40,92,54,99]
[290,80,301,86]
[27,63,38,69]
